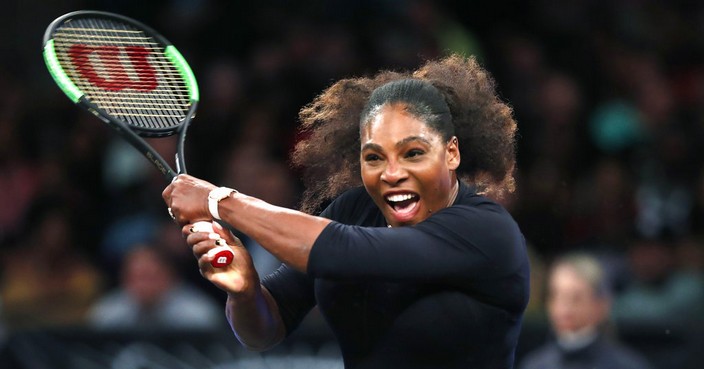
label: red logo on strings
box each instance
[68,44,158,91]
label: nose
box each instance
[380,159,407,185]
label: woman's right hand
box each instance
[184,221,260,296]
[185,221,286,350]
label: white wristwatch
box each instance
[208,187,237,220]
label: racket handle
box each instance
[193,221,235,268]
[209,246,234,268]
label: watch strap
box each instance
[208,187,236,220]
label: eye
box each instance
[405,149,425,158]
[364,153,381,162]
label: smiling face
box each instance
[360,103,460,227]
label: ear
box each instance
[446,136,460,170]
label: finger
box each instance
[191,221,215,233]
[183,222,210,236]
[212,221,243,246]
[212,221,231,240]
[207,242,235,268]
[197,254,214,276]
[185,221,218,242]
[161,184,172,202]
[191,232,224,252]
[186,231,219,248]
[192,239,225,266]
[192,240,212,257]
[196,241,232,271]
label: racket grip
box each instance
[209,246,234,268]
[193,221,235,268]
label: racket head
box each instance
[42,10,199,138]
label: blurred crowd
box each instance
[1,0,704,368]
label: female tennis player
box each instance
[163,54,529,369]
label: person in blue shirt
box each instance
[163,54,529,369]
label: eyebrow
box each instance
[361,135,432,152]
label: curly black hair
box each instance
[292,54,517,214]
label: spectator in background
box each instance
[613,234,704,328]
[0,195,103,331]
[565,157,636,251]
[88,244,223,332]
[519,253,652,369]
[610,233,704,369]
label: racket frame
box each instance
[42,10,200,181]
[42,11,235,268]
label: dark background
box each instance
[1,1,703,368]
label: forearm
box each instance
[218,192,331,272]
[226,285,286,351]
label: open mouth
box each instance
[385,193,420,220]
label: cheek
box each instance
[420,163,451,196]
[361,166,385,203]
[361,165,378,187]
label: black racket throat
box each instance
[79,96,191,180]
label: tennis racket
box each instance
[42,10,233,268]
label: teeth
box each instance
[386,193,416,202]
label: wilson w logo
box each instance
[68,44,158,91]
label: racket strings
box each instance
[52,17,191,131]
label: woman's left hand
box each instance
[162,174,217,225]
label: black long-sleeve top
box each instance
[262,181,530,369]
